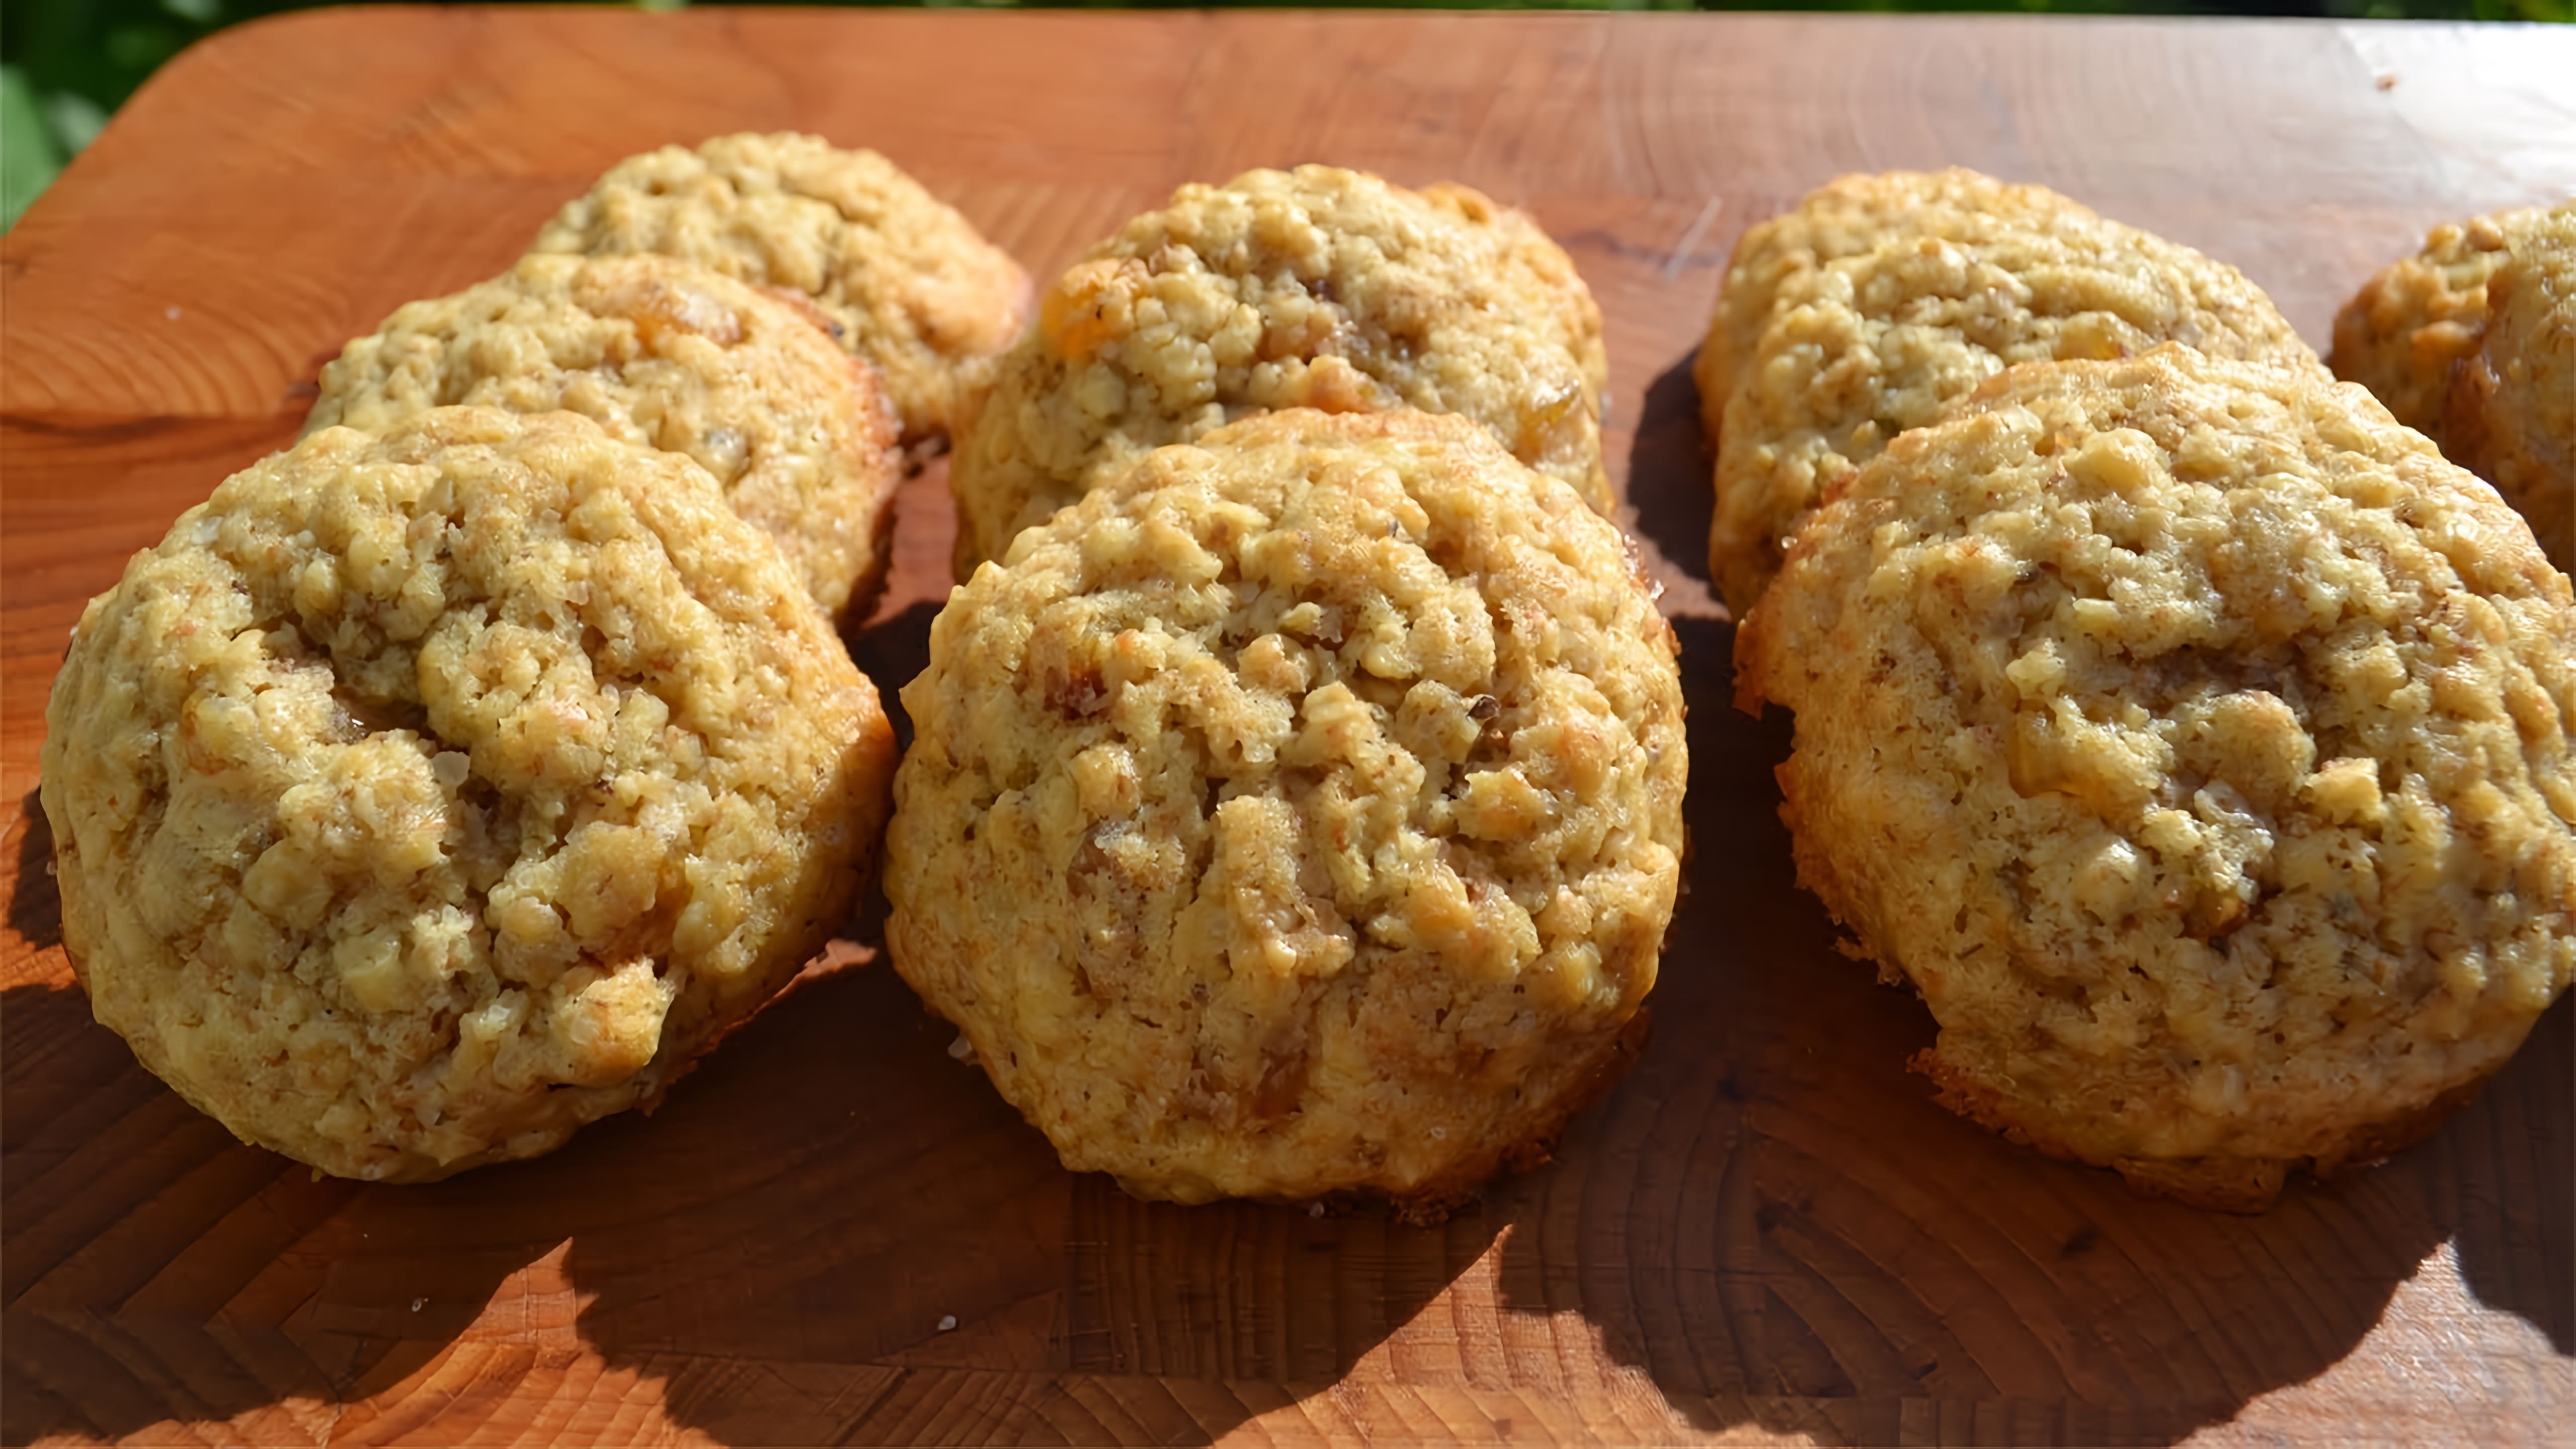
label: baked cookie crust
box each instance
[310,253,904,625]
[41,408,898,1182]
[2329,205,2554,443]
[1698,171,2315,619]
[531,131,1029,441]
[947,166,1609,576]
[890,408,1682,1219]
[2442,206,2574,573]
[1694,168,2014,445]
[1739,347,2575,1210]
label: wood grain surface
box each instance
[5,10,2573,1445]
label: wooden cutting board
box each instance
[4,10,2571,1444]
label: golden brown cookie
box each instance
[1694,168,2008,444]
[889,408,1683,1219]
[530,132,1029,441]
[41,409,898,1182]
[309,253,903,625]
[2329,205,2555,443]
[1738,346,2575,1212]
[1698,171,2317,619]
[2442,207,2574,573]
[947,166,1609,576]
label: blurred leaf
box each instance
[160,0,221,22]
[3,63,61,229]
[43,88,106,153]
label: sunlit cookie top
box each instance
[948,166,1609,575]
[1741,346,2575,1209]
[41,408,896,1181]
[533,131,1029,441]
[892,408,1682,1218]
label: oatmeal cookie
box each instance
[308,253,904,624]
[889,408,1683,1218]
[530,132,1029,440]
[1738,346,2575,1211]
[1694,168,2014,442]
[946,166,1609,575]
[1699,171,2316,618]
[40,408,899,1182]
[2442,206,2574,573]
[2328,204,2560,444]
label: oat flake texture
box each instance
[948,166,1611,576]
[41,409,898,1182]
[2329,204,2558,444]
[1739,346,2575,1210]
[890,409,1683,1219]
[308,253,904,625]
[1698,170,2318,619]
[531,131,1029,442]
[2441,205,2574,574]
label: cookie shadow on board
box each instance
[5,799,557,1444]
[4,768,1489,1444]
[841,596,939,946]
[1623,351,1716,591]
[9,790,62,955]
[542,956,1504,1445]
[1,971,542,1444]
[844,597,939,757]
[0,954,999,1445]
[1481,613,2551,1446]
[2444,992,2574,1355]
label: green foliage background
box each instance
[4,0,2568,229]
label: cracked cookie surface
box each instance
[309,253,903,624]
[2439,205,2574,573]
[891,409,1682,1218]
[1699,171,2316,618]
[531,131,1029,441]
[41,408,898,1181]
[1695,168,2014,440]
[2329,204,2559,445]
[1738,346,2575,1210]
[948,166,1609,575]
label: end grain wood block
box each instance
[3,9,2569,1445]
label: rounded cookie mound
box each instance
[947,166,1609,575]
[890,409,1683,1219]
[40,408,899,1182]
[530,132,1030,440]
[1695,168,2019,441]
[2329,204,2558,443]
[1703,170,2315,619]
[1739,346,2575,1211]
[2443,205,2573,574]
[308,253,904,624]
